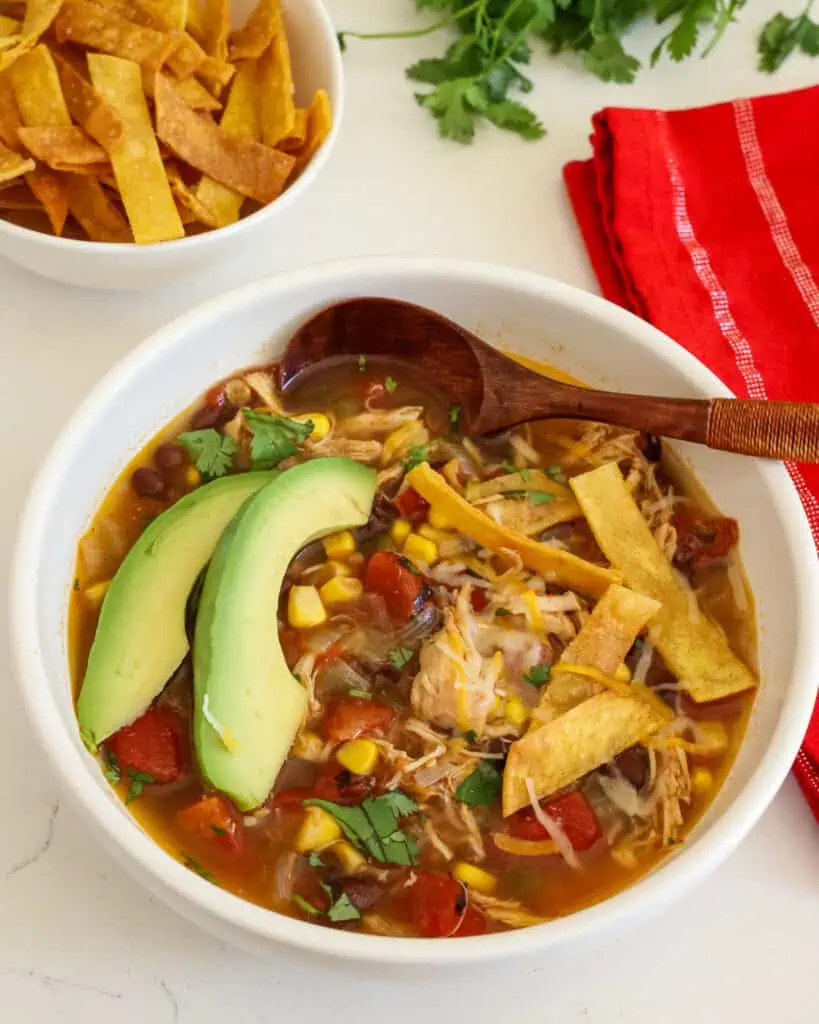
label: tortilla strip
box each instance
[88,54,183,243]
[54,55,124,149]
[154,72,293,204]
[531,584,661,728]
[185,0,202,39]
[0,0,62,72]
[256,10,294,147]
[0,180,37,206]
[165,161,220,227]
[25,165,68,232]
[193,59,257,226]
[173,74,221,110]
[571,461,757,702]
[0,72,22,149]
[64,171,130,240]
[0,137,33,179]
[503,690,673,815]
[10,43,70,125]
[18,124,107,167]
[202,0,228,63]
[277,105,307,153]
[292,89,331,175]
[228,0,276,61]
[405,462,621,598]
[55,0,175,70]
[0,13,19,41]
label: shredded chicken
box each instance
[656,747,691,844]
[470,892,549,928]
[306,436,382,463]
[292,653,319,718]
[654,521,678,562]
[340,406,423,437]
[244,371,282,411]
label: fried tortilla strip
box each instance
[0,137,33,180]
[88,54,183,243]
[228,0,275,61]
[64,172,130,240]
[466,469,581,536]
[163,0,186,29]
[55,0,175,69]
[0,180,38,207]
[154,72,293,203]
[292,89,331,175]
[406,462,621,598]
[54,54,124,148]
[0,13,20,44]
[503,690,673,816]
[193,59,257,226]
[0,72,22,148]
[531,584,661,728]
[10,43,70,124]
[277,105,306,153]
[185,0,202,38]
[0,0,62,72]
[173,74,221,110]
[17,124,107,167]
[256,8,294,147]
[26,165,68,232]
[571,461,757,702]
[165,161,220,227]
[201,0,228,63]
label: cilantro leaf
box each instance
[758,4,819,71]
[178,429,236,479]
[242,409,313,469]
[304,792,420,866]
[384,376,398,394]
[501,460,516,474]
[455,761,502,806]
[103,749,121,785]
[183,855,214,881]
[307,851,325,868]
[126,770,155,804]
[404,445,429,472]
[388,646,414,671]
[210,825,227,836]
[524,664,551,687]
[584,35,641,82]
[80,726,98,755]
[327,892,361,923]
[348,688,372,699]
[449,404,461,430]
[495,607,512,617]
[357,354,367,372]
[529,491,556,505]
[292,894,321,917]
[545,464,566,484]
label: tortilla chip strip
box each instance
[406,462,621,598]
[64,172,130,240]
[0,180,38,207]
[0,72,22,149]
[26,165,68,232]
[155,72,293,203]
[10,44,70,125]
[277,105,306,153]
[503,690,673,815]
[56,0,174,69]
[228,0,275,61]
[0,0,62,72]
[173,74,221,110]
[88,54,183,243]
[54,54,124,148]
[202,0,228,62]
[18,124,107,167]
[194,59,257,226]
[0,137,33,180]
[165,161,220,227]
[256,8,294,147]
[531,584,661,728]
[466,469,581,536]
[185,0,203,39]
[571,461,757,702]
[293,89,331,175]
[0,13,19,44]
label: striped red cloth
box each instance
[564,87,819,820]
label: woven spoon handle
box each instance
[707,399,819,461]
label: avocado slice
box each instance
[77,472,277,745]
[193,458,377,810]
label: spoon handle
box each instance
[706,399,819,461]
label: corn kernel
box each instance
[184,466,201,489]
[452,862,497,894]
[336,738,379,775]
[504,697,529,728]
[292,412,331,442]
[489,694,505,720]
[390,518,412,545]
[428,506,454,531]
[404,532,438,565]
[295,806,342,853]
[322,530,356,560]
[691,767,714,794]
[614,662,631,682]
[320,576,364,606]
[330,840,366,874]
[287,585,327,629]
[382,420,429,466]
[84,580,110,609]
[418,523,451,544]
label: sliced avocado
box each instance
[77,472,277,744]
[193,458,377,810]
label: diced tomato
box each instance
[279,627,303,669]
[108,705,184,783]
[321,697,395,742]
[176,794,243,853]
[271,787,313,809]
[315,640,345,670]
[394,488,430,523]
[409,872,487,938]
[506,791,601,852]
[672,508,739,571]
[363,551,424,622]
[205,384,227,409]
[470,588,490,612]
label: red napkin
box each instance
[564,86,819,820]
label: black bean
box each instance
[132,466,165,499]
[337,879,384,911]
[639,433,663,462]
[188,405,222,430]
[154,442,186,470]
[613,746,650,790]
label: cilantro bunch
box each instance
[339,0,809,144]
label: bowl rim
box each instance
[11,256,819,965]
[0,0,343,256]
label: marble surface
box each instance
[2,1,819,1019]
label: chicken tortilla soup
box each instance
[71,354,757,938]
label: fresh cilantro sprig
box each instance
[758,1,819,71]
[524,664,551,687]
[126,770,156,803]
[389,646,414,670]
[404,445,430,471]
[305,791,421,866]
[455,761,502,806]
[178,429,236,478]
[242,410,313,469]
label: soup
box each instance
[70,354,757,938]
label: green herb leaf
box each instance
[327,892,362,922]
[292,894,321,917]
[404,445,430,472]
[384,375,398,394]
[463,729,478,744]
[304,792,420,866]
[389,646,414,671]
[80,726,98,755]
[183,855,215,881]
[209,825,228,836]
[529,491,556,505]
[178,429,236,479]
[307,851,325,868]
[524,664,551,687]
[242,409,313,469]
[103,749,121,785]
[348,688,372,699]
[449,404,461,429]
[357,354,367,372]
[125,770,155,804]
[501,460,516,474]
[583,35,640,82]
[758,4,819,71]
[495,607,512,617]
[545,464,566,484]
[455,761,502,806]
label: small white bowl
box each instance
[11,258,819,964]
[0,0,343,291]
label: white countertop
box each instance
[3,1,819,1019]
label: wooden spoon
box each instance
[279,298,819,462]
